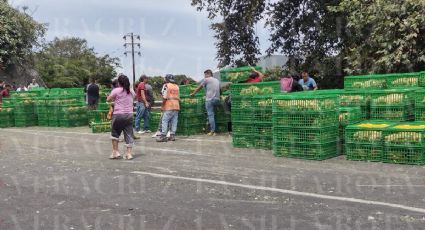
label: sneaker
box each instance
[152,131,161,138]
[207,131,216,136]
[133,135,140,140]
[166,131,171,138]
[168,134,176,141]
[137,131,144,134]
[144,130,152,133]
[156,135,168,142]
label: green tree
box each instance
[0,1,46,67]
[35,37,120,88]
[330,0,425,74]
[192,0,266,67]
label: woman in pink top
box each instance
[107,75,136,160]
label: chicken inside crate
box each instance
[386,72,422,88]
[273,94,338,112]
[345,121,397,145]
[344,75,387,90]
[230,81,281,96]
[382,123,425,165]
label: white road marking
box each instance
[131,171,425,214]
[357,185,425,187]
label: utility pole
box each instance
[123,33,141,84]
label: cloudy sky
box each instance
[10,0,270,81]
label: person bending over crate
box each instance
[191,69,221,136]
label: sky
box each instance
[10,0,271,82]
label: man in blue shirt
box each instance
[298,71,318,91]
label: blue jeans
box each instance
[206,98,220,132]
[135,102,150,131]
[161,110,179,135]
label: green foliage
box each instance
[263,66,283,82]
[0,1,46,66]
[35,37,120,88]
[142,75,197,100]
[330,0,425,74]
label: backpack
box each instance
[280,77,294,92]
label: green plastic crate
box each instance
[88,110,110,124]
[231,109,253,122]
[339,107,363,127]
[232,122,253,134]
[339,90,369,107]
[420,71,425,87]
[273,141,338,160]
[59,118,88,127]
[273,94,338,112]
[92,122,111,133]
[230,81,280,96]
[383,146,425,165]
[273,111,338,128]
[252,122,273,136]
[179,84,205,96]
[232,134,255,148]
[370,105,414,121]
[177,124,206,136]
[369,89,416,107]
[221,66,262,83]
[254,136,273,150]
[345,143,383,162]
[383,122,425,147]
[344,75,387,90]
[415,106,425,121]
[15,118,37,127]
[253,109,273,122]
[273,126,338,144]
[345,121,397,145]
[414,88,425,108]
[386,72,422,88]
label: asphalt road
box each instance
[0,127,425,230]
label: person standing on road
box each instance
[135,75,151,134]
[107,75,135,160]
[157,74,180,142]
[85,78,100,110]
[191,69,221,136]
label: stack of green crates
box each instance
[231,82,280,149]
[12,93,38,127]
[177,95,207,135]
[369,89,416,121]
[272,94,339,160]
[414,88,425,120]
[338,107,363,155]
[382,122,425,165]
[35,97,49,126]
[46,95,87,127]
[220,66,263,83]
[345,121,396,162]
[0,107,14,128]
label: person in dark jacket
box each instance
[85,78,100,110]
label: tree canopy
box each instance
[0,0,46,67]
[34,38,120,88]
[193,0,425,88]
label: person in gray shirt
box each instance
[191,69,221,136]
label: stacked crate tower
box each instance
[231,82,280,150]
[177,84,207,136]
[272,94,339,160]
[46,89,88,127]
[9,91,40,127]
